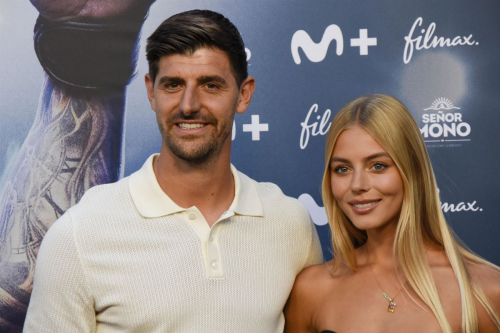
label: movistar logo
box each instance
[291,24,344,65]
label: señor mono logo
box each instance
[420,97,471,147]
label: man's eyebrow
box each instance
[197,75,227,85]
[330,152,391,165]
[157,76,185,85]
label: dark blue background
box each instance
[1,0,499,264]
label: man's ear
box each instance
[236,76,256,114]
[145,74,156,110]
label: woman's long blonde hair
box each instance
[322,94,500,332]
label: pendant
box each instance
[387,301,396,313]
[382,292,396,313]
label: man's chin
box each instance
[166,143,217,165]
[163,128,231,165]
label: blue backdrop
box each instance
[1,0,499,329]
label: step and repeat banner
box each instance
[1,0,499,329]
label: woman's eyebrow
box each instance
[364,152,391,161]
[330,152,390,165]
[330,157,350,164]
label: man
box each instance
[24,10,323,332]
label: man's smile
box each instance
[177,123,207,129]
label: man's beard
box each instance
[159,112,233,165]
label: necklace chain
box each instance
[366,245,404,313]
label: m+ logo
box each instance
[350,29,377,55]
[243,115,269,141]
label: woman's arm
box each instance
[284,265,325,333]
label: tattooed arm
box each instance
[0,0,155,330]
[0,80,125,329]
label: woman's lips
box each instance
[349,199,381,214]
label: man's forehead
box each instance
[158,48,230,68]
[156,48,236,82]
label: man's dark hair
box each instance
[146,10,248,87]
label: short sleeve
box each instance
[303,220,324,268]
[23,211,95,332]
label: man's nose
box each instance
[351,170,370,194]
[179,85,201,116]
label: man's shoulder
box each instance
[57,176,138,248]
[251,177,303,204]
[68,176,133,225]
[244,176,311,223]
[40,179,131,253]
[252,179,284,198]
[77,176,130,207]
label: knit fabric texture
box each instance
[24,156,323,332]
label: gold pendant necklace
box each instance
[366,245,404,313]
[382,291,399,313]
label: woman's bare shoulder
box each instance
[466,260,500,330]
[285,261,351,332]
[292,260,350,297]
[294,261,333,288]
[468,260,500,300]
[428,249,500,299]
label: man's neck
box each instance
[153,147,235,227]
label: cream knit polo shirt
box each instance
[24,154,323,332]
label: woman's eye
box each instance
[335,166,349,174]
[373,163,386,171]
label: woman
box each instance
[285,94,500,332]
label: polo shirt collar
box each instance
[129,154,264,218]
